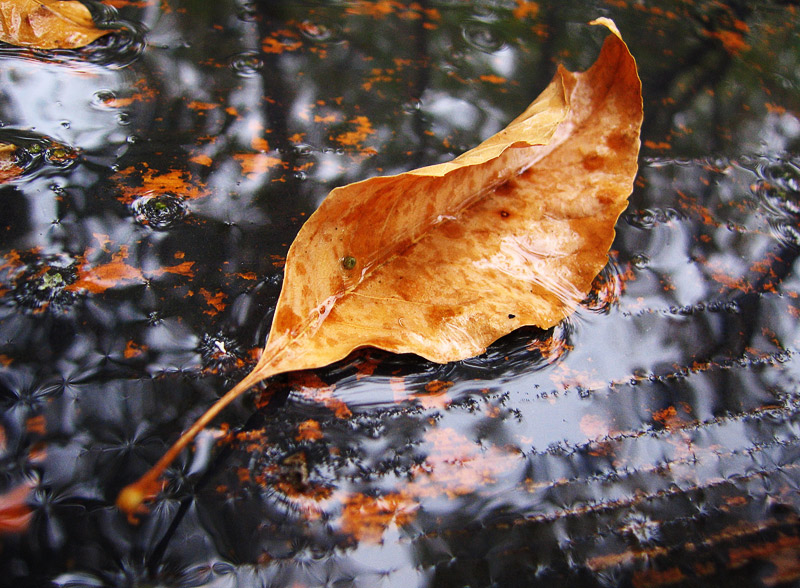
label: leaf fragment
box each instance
[117,18,643,517]
[0,143,22,183]
[0,0,114,49]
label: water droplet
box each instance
[299,20,334,42]
[723,300,740,314]
[91,89,117,109]
[768,217,800,250]
[132,194,186,230]
[59,120,71,129]
[293,143,313,157]
[116,112,131,126]
[237,2,258,21]
[198,333,247,376]
[229,51,264,77]
[461,22,506,53]
[12,254,79,312]
[631,254,650,269]
[753,158,800,217]
[625,209,657,229]
[45,145,77,167]
[402,98,423,114]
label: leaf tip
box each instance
[589,17,622,39]
[116,480,159,523]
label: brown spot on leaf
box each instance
[582,154,605,171]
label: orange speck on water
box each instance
[67,246,195,295]
[190,154,213,166]
[25,415,46,435]
[314,113,339,123]
[644,140,671,150]
[705,30,749,55]
[290,373,352,419]
[296,420,323,442]
[512,0,539,20]
[262,36,302,54]
[339,492,418,543]
[123,340,147,359]
[0,481,34,535]
[114,167,209,203]
[479,74,506,84]
[234,153,284,179]
[333,116,375,148]
[765,103,787,114]
[250,136,270,151]
[157,261,195,278]
[424,380,453,394]
[69,246,145,294]
[187,101,218,111]
[199,288,226,314]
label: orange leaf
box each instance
[0,143,22,183]
[118,18,643,516]
[0,0,115,49]
[254,17,641,376]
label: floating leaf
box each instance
[0,0,114,49]
[0,143,22,183]
[118,18,643,517]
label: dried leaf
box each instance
[254,18,641,376]
[118,18,643,516]
[0,0,113,49]
[0,143,22,183]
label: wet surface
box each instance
[1,1,800,586]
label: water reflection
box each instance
[1,0,800,586]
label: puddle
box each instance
[1,1,800,586]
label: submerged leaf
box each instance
[118,18,643,517]
[0,0,114,49]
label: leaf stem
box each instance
[116,369,265,520]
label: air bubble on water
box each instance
[293,143,313,157]
[229,52,264,77]
[768,217,800,250]
[631,254,650,269]
[299,20,335,42]
[237,2,258,21]
[91,89,117,109]
[402,98,423,114]
[461,22,506,53]
[131,194,187,230]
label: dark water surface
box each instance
[1,1,800,586]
